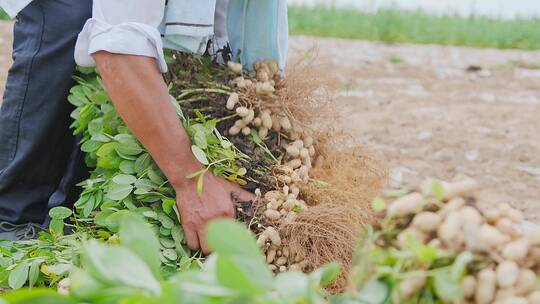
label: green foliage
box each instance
[0,231,81,290]
[2,218,342,304]
[289,6,540,50]
[0,8,8,20]
[68,67,249,263]
[0,65,253,290]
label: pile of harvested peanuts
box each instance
[385,177,540,303]
[225,61,318,273]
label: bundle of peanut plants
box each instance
[0,51,385,295]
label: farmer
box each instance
[0,0,286,254]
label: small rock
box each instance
[432,150,450,162]
[465,150,480,161]
[417,130,432,140]
[478,69,492,77]
[479,93,496,102]
[389,168,403,189]
[516,165,540,176]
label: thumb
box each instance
[230,185,255,202]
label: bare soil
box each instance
[288,36,540,221]
[1,21,539,221]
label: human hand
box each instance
[175,173,254,254]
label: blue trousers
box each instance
[0,0,92,224]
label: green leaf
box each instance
[432,180,445,200]
[81,140,102,153]
[171,268,234,298]
[49,219,65,236]
[74,193,90,209]
[77,65,96,74]
[194,110,206,123]
[49,207,73,220]
[134,154,152,175]
[2,288,76,304]
[28,259,42,288]
[96,142,119,157]
[169,96,186,122]
[8,262,29,289]
[433,269,463,302]
[68,268,107,301]
[147,168,165,185]
[186,169,205,180]
[250,129,263,144]
[159,226,171,236]
[115,140,143,156]
[100,200,119,211]
[162,249,178,261]
[134,179,158,191]
[160,238,175,249]
[357,279,391,304]
[116,149,138,160]
[119,161,136,174]
[138,192,165,203]
[171,225,185,247]
[106,182,134,201]
[191,145,209,165]
[220,140,232,149]
[88,118,104,136]
[197,174,204,194]
[82,240,160,294]
[157,213,175,229]
[310,262,342,287]
[410,243,439,264]
[237,167,247,176]
[207,220,273,293]
[451,251,473,280]
[93,210,114,227]
[193,130,208,150]
[91,133,111,143]
[119,213,162,278]
[112,174,137,185]
[139,209,157,220]
[274,272,310,301]
[162,199,176,215]
[82,195,96,218]
[68,90,87,107]
[104,210,131,232]
[46,264,71,276]
[97,150,122,169]
[371,197,387,212]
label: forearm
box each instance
[92,51,200,190]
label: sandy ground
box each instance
[1,21,539,221]
[288,37,540,221]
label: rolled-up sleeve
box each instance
[74,0,168,73]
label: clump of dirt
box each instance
[165,51,279,192]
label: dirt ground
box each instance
[288,37,540,221]
[1,21,539,221]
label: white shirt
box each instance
[0,0,32,18]
[0,0,224,73]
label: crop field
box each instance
[289,6,540,50]
[1,7,540,302]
